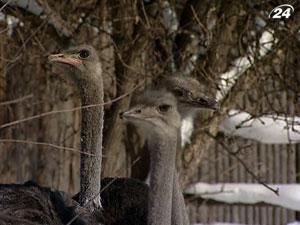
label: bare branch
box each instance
[207,132,279,195]
[0,82,143,130]
[0,139,98,156]
[0,94,33,106]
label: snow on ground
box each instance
[185,183,300,211]
[220,110,300,144]
[287,222,300,225]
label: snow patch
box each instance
[185,182,300,211]
[161,1,178,34]
[216,24,276,101]
[181,115,194,147]
[2,0,43,15]
[0,12,21,36]
[220,110,300,144]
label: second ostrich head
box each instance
[158,76,218,117]
[121,89,181,136]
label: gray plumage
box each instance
[162,76,217,225]
[129,76,218,225]
[122,90,181,225]
[158,75,217,117]
[49,45,104,211]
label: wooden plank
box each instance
[278,207,284,225]
[254,206,260,225]
[267,206,273,225]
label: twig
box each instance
[0,94,34,106]
[207,132,279,196]
[190,6,208,34]
[0,81,144,130]
[1,20,47,74]
[0,0,12,12]
[0,139,99,156]
[37,0,72,38]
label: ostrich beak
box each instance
[120,107,143,121]
[194,96,218,110]
[184,96,218,110]
[48,53,82,66]
[119,111,134,120]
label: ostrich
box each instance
[121,89,181,225]
[0,45,105,225]
[82,75,215,225]
[50,45,151,225]
[49,45,103,211]
[49,45,150,225]
[132,76,217,180]
[129,76,217,225]
[157,77,217,225]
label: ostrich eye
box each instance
[79,49,90,59]
[158,104,171,113]
[187,91,193,97]
[135,109,142,114]
[197,98,208,105]
[173,88,184,97]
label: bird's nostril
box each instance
[198,98,208,104]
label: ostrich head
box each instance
[160,76,218,117]
[48,45,102,86]
[121,90,181,136]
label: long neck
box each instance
[171,129,190,225]
[147,129,177,225]
[79,75,104,211]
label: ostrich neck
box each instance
[79,76,104,211]
[171,129,190,225]
[147,130,177,225]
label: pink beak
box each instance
[48,53,82,66]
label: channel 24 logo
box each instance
[269,4,294,19]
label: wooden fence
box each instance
[186,137,299,225]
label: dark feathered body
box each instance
[101,178,148,225]
[0,181,103,225]
[73,177,148,225]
